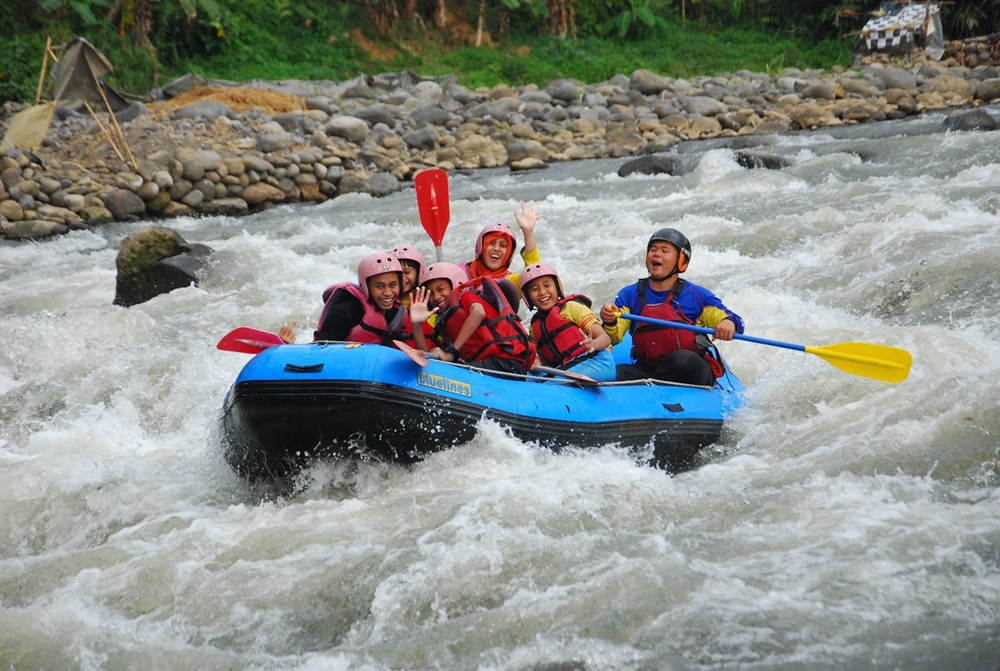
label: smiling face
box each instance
[423,278,453,309]
[481,233,512,271]
[399,260,419,295]
[646,242,680,281]
[524,275,559,311]
[366,271,401,312]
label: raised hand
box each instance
[514,201,541,234]
[278,320,298,344]
[409,287,439,325]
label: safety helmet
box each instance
[519,262,564,310]
[474,222,517,268]
[357,252,404,300]
[390,245,426,273]
[419,261,468,290]
[647,227,691,272]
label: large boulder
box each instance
[113,227,213,307]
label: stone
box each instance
[618,154,684,177]
[194,198,249,217]
[630,69,672,95]
[678,95,728,116]
[506,140,550,163]
[242,182,286,206]
[1,219,67,239]
[325,116,370,143]
[944,109,999,132]
[975,78,1000,102]
[104,188,146,220]
[545,78,580,103]
[114,227,213,307]
[402,128,438,151]
[510,157,548,171]
[172,101,234,120]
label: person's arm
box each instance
[686,284,744,341]
[599,302,630,345]
[576,303,612,352]
[586,322,613,352]
[564,301,611,352]
[451,302,486,354]
[514,201,540,261]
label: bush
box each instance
[0,36,46,106]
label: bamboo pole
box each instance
[34,37,52,105]
[97,80,137,170]
[83,100,126,163]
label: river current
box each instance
[2,108,999,670]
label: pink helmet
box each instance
[519,262,564,310]
[419,261,468,290]
[391,245,426,273]
[474,222,517,268]
[357,252,404,300]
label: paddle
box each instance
[414,168,450,261]
[617,312,912,383]
[217,327,284,354]
[392,340,599,387]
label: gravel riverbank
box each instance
[2,39,1000,242]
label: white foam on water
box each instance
[3,115,1000,669]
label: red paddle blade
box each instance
[414,168,450,247]
[217,327,284,354]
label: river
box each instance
[2,108,999,670]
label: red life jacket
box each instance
[317,283,420,346]
[530,294,594,367]
[437,276,535,367]
[630,279,700,368]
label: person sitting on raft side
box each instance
[391,245,426,309]
[599,228,744,386]
[519,262,617,383]
[278,252,423,346]
[410,264,536,376]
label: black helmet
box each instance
[647,228,691,270]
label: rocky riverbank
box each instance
[3,39,1000,241]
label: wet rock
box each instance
[510,157,548,171]
[194,198,249,217]
[113,227,213,307]
[944,108,999,132]
[618,154,684,177]
[1,218,67,239]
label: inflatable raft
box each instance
[220,339,743,479]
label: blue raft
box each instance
[220,339,744,479]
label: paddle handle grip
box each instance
[617,312,807,354]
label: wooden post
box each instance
[83,101,126,163]
[97,80,137,170]
[34,37,52,105]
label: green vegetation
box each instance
[1,0,997,106]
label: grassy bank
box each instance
[3,12,851,105]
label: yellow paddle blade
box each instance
[803,342,912,383]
